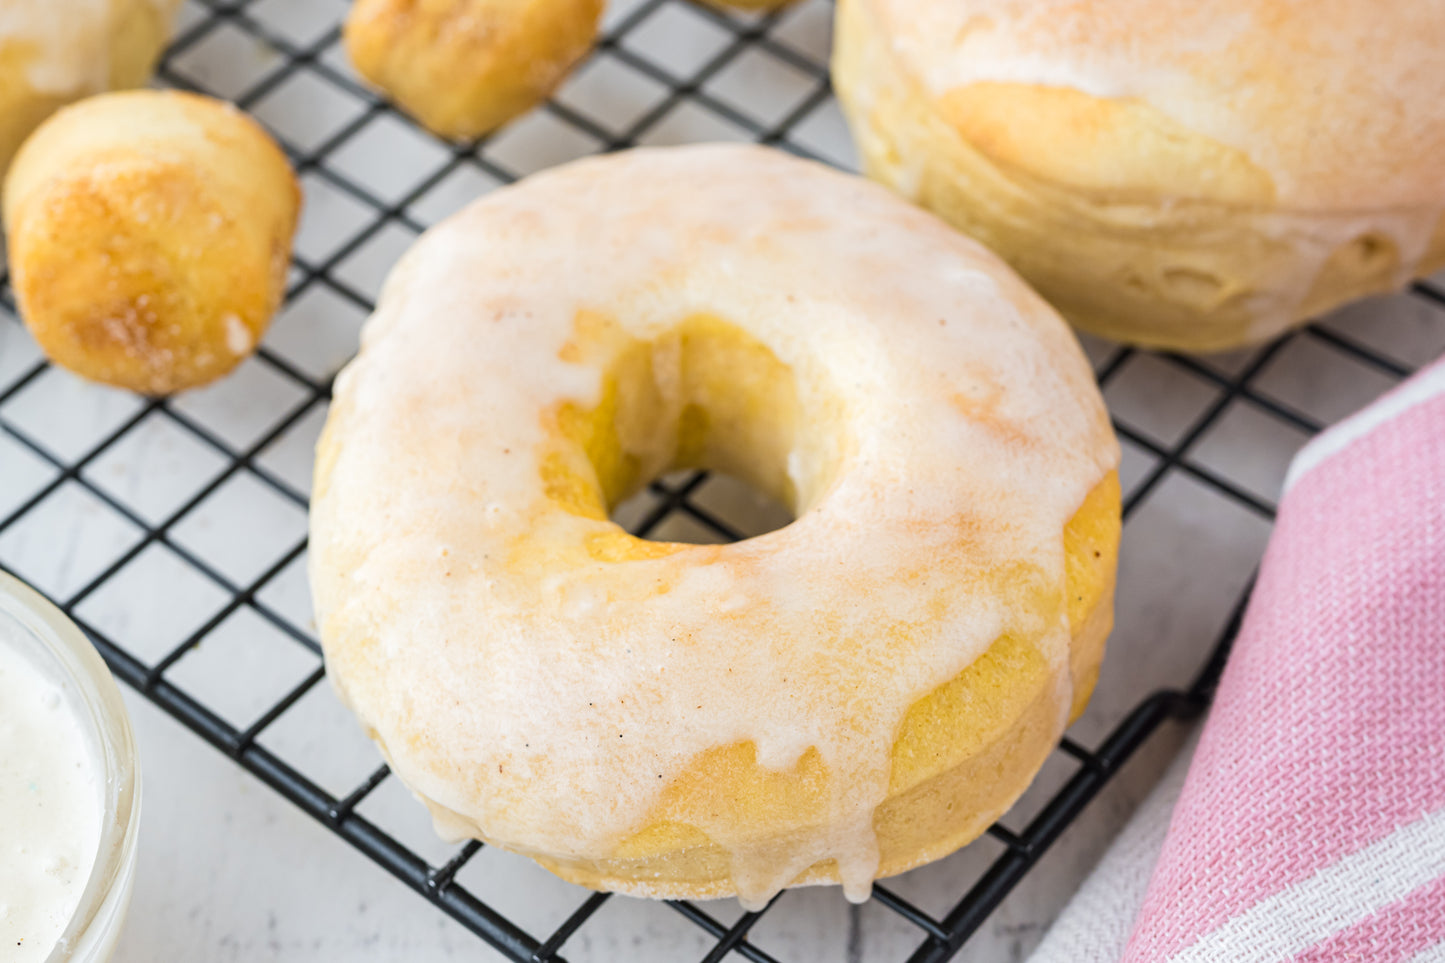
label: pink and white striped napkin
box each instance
[1032,358,1445,963]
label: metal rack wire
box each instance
[0,0,1439,960]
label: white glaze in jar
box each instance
[0,572,140,963]
[0,632,102,963]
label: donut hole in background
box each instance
[542,312,843,553]
[308,144,1130,901]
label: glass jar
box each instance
[0,570,140,963]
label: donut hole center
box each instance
[550,313,835,547]
[612,471,795,544]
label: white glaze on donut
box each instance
[310,145,1118,905]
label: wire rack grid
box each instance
[0,0,1442,960]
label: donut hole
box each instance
[612,470,796,543]
[550,313,839,548]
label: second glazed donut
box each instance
[833,0,1445,351]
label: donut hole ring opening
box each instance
[548,314,812,553]
[310,145,1120,906]
[611,467,795,545]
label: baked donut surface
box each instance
[834,0,1445,351]
[0,0,179,174]
[310,145,1120,905]
[4,90,300,395]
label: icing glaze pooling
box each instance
[0,630,102,962]
[311,145,1118,904]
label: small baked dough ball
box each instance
[0,0,181,174]
[345,0,604,140]
[4,90,300,395]
[834,0,1445,352]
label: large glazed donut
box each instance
[0,0,180,173]
[833,0,1445,352]
[310,145,1121,905]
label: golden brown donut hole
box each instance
[4,90,300,396]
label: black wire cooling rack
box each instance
[0,0,1441,960]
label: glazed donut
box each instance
[833,0,1445,352]
[344,0,604,140]
[0,0,179,174]
[4,90,300,395]
[310,145,1120,905]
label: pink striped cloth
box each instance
[1032,358,1445,963]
